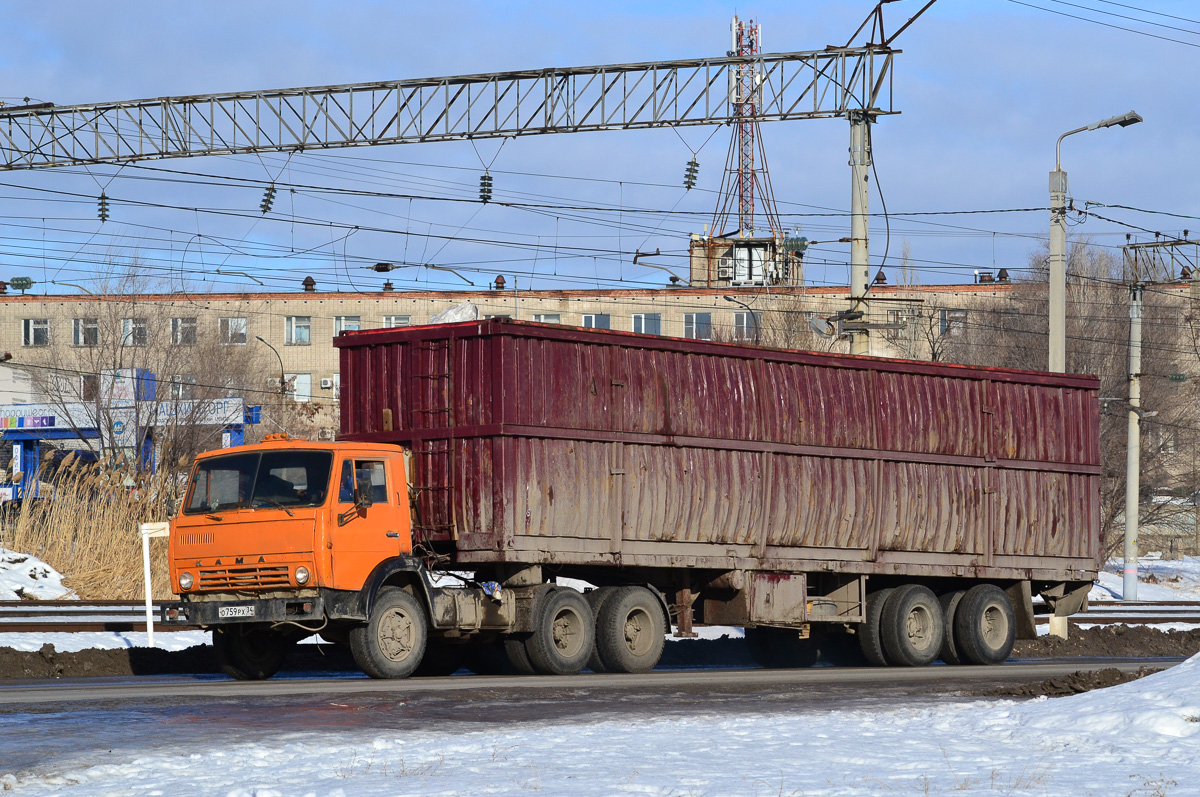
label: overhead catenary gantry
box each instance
[0,49,897,170]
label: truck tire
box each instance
[954,584,1016,666]
[213,624,291,680]
[880,584,944,667]
[858,587,895,667]
[349,586,428,679]
[523,588,595,675]
[584,587,617,673]
[938,591,966,665]
[595,586,666,673]
[503,635,538,675]
[745,626,820,669]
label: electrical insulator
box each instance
[683,158,699,190]
[98,192,110,223]
[260,184,277,214]
[479,172,493,203]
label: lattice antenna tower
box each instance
[710,16,785,241]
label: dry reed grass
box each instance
[0,452,177,600]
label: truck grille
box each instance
[197,564,291,590]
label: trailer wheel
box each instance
[213,624,291,680]
[524,588,595,675]
[954,584,1016,665]
[938,591,966,665]
[746,626,820,669]
[584,587,617,673]
[349,586,428,679]
[595,586,666,673]
[880,584,944,667]
[858,587,895,666]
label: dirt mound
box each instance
[1,625,1198,679]
[978,667,1163,698]
[1013,625,1200,660]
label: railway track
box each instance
[2,599,1199,635]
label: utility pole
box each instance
[1194,265,1200,555]
[1124,283,1144,600]
[848,111,872,356]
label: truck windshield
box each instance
[184,450,334,514]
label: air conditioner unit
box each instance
[319,378,334,389]
[317,428,336,441]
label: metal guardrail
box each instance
[1035,600,1200,626]
[0,601,201,632]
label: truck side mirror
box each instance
[354,480,373,514]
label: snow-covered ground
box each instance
[1,654,1197,795]
[0,548,75,601]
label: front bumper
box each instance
[162,596,325,626]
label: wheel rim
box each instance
[551,606,586,658]
[905,605,935,653]
[980,603,1009,648]
[623,607,654,657]
[378,607,417,662]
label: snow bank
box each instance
[1090,556,1200,601]
[0,548,75,601]
[5,656,1198,795]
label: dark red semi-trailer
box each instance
[334,318,1100,671]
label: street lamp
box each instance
[723,295,760,344]
[1048,111,1142,372]
[255,336,287,397]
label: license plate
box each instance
[218,605,255,618]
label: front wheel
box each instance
[349,587,428,679]
[213,624,292,680]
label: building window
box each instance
[285,316,311,345]
[81,374,99,401]
[21,319,49,347]
[171,317,197,346]
[939,309,968,337]
[683,313,712,340]
[582,314,611,330]
[219,317,247,345]
[169,375,197,400]
[383,315,411,328]
[284,373,313,403]
[533,314,561,324]
[334,316,361,335]
[733,311,761,342]
[122,317,148,346]
[885,310,910,342]
[632,313,661,335]
[73,318,98,347]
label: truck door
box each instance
[329,455,404,590]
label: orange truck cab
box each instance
[162,436,540,680]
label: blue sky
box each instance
[0,0,1196,294]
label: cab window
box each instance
[337,459,388,504]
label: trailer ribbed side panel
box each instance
[336,319,1102,580]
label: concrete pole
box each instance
[848,112,871,356]
[1124,283,1144,600]
[1048,168,1068,372]
[1193,270,1200,555]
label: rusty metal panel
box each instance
[335,319,1102,579]
[750,573,807,624]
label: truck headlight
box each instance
[179,572,194,590]
[295,566,310,585]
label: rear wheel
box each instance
[584,587,617,673]
[938,591,966,665]
[954,584,1015,666]
[524,588,595,675]
[503,635,538,675]
[858,587,895,667]
[213,624,291,681]
[595,586,666,673]
[880,584,943,667]
[349,587,428,679]
[746,626,821,669]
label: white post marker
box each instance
[140,522,171,648]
